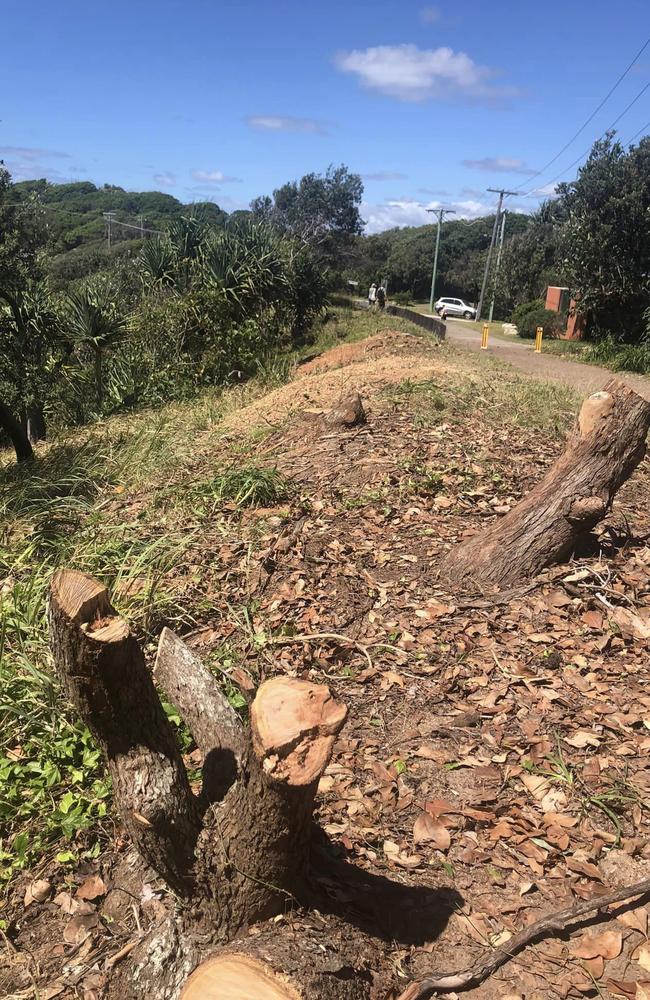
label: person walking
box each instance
[368,282,377,309]
[376,284,386,311]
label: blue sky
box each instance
[2,0,649,232]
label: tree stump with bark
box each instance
[325,391,366,428]
[47,570,367,998]
[441,379,650,590]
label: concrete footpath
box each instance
[445,320,650,401]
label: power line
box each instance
[626,118,650,144]
[108,216,163,235]
[524,77,650,198]
[514,34,650,194]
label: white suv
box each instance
[434,297,476,319]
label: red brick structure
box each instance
[545,286,586,340]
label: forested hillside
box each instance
[9,180,230,286]
[348,211,531,304]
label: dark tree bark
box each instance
[48,570,200,891]
[0,400,34,462]
[441,379,650,590]
[194,676,347,939]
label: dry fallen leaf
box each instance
[565,730,601,749]
[570,929,622,960]
[24,878,51,906]
[76,874,107,901]
[617,906,648,936]
[63,913,99,946]
[636,943,650,972]
[609,606,650,643]
[520,773,551,801]
[413,813,451,850]
[581,955,605,979]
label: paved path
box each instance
[445,319,650,401]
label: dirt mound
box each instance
[222,331,442,434]
[297,332,416,376]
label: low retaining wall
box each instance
[386,304,446,340]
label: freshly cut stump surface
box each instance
[181,955,300,1000]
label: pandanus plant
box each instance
[64,282,126,409]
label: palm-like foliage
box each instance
[199,221,291,318]
[137,237,177,290]
[64,282,126,407]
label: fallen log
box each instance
[441,379,650,590]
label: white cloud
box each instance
[361,170,408,181]
[531,182,558,197]
[245,114,330,135]
[462,156,535,175]
[191,170,242,185]
[420,5,442,22]
[363,196,503,234]
[335,44,517,103]
[154,171,176,187]
[0,145,71,161]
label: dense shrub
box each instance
[517,307,564,339]
[392,291,412,306]
[511,299,544,328]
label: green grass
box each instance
[543,335,650,374]
[385,362,578,438]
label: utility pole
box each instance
[476,188,517,322]
[427,207,456,313]
[488,210,507,323]
[103,212,116,250]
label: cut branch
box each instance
[154,627,245,801]
[441,379,650,590]
[48,570,199,891]
[397,877,650,1000]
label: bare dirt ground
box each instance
[4,329,650,1000]
[445,319,650,401]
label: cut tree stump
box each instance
[441,379,650,590]
[180,931,373,1000]
[325,391,366,428]
[48,572,354,997]
[48,570,200,891]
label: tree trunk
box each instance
[47,573,350,996]
[47,570,200,892]
[26,402,46,443]
[0,400,34,462]
[441,379,650,590]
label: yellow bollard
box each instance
[481,323,489,350]
[534,326,543,353]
